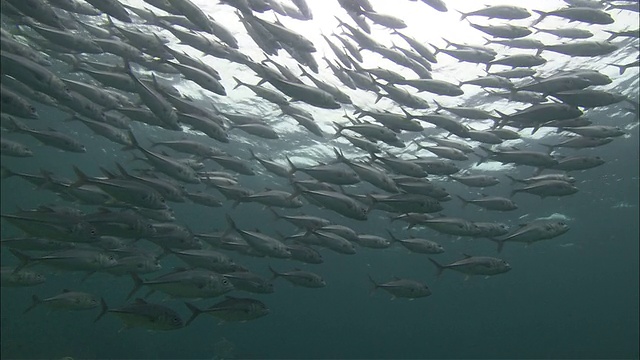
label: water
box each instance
[1,0,639,359]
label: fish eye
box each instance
[222,279,229,285]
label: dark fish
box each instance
[95,298,184,330]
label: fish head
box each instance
[433,244,445,253]
[85,296,101,308]
[497,259,512,272]
[138,257,162,273]
[13,270,46,285]
[72,221,99,240]
[214,275,235,293]
[160,312,184,330]
[551,221,571,235]
[96,253,119,268]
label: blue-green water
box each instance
[2,0,639,359]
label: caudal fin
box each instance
[184,302,203,326]
[428,257,446,277]
[455,195,470,208]
[367,274,380,295]
[94,298,109,323]
[23,295,42,314]
[489,238,507,253]
[126,273,144,300]
[268,265,282,280]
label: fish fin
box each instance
[268,265,281,280]
[9,249,32,273]
[184,302,202,326]
[80,271,96,282]
[489,238,506,253]
[126,273,144,300]
[455,195,469,208]
[23,295,41,314]
[70,165,89,189]
[428,257,445,277]
[94,298,108,323]
[367,274,379,296]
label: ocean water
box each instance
[1,0,639,359]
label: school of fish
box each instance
[1,0,638,333]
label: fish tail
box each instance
[5,116,27,132]
[115,162,130,178]
[432,100,443,113]
[428,257,445,277]
[400,107,414,120]
[232,76,245,90]
[184,302,203,326]
[126,273,144,300]
[0,165,15,179]
[385,230,398,243]
[223,214,239,237]
[285,155,298,173]
[367,274,379,295]
[123,59,134,78]
[509,189,519,198]
[530,10,547,27]
[488,238,507,253]
[9,249,32,273]
[539,143,555,155]
[455,195,470,208]
[99,166,116,179]
[297,64,309,78]
[67,55,83,73]
[331,122,344,139]
[268,207,282,221]
[455,9,468,21]
[352,104,364,116]
[70,165,90,189]
[268,265,281,280]
[608,64,626,75]
[23,295,42,314]
[504,175,519,184]
[332,147,346,163]
[122,130,140,151]
[94,298,108,323]
[474,152,488,166]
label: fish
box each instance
[127,269,234,300]
[1,267,46,287]
[224,215,292,258]
[269,266,326,288]
[94,298,184,331]
[510,180,579,198]
[387,231,444,254]
[456,195,518,211]
[23,290,100,313]
[368,275,431,299]
[429,255,511,278]
[184,296,269,325]
[491,220,570,252]
[458,5,531,20]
